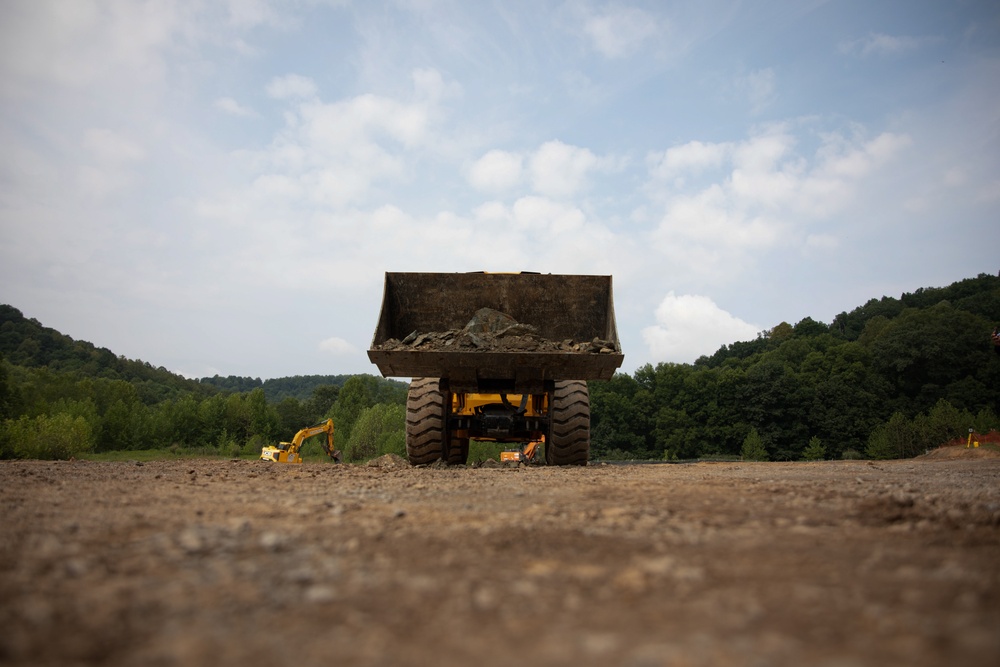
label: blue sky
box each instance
[1,0,998,380]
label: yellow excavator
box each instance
[260,418,341,464]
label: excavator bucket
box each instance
[368,272,624,392]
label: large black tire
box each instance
[406,378,446,465]
[546,380,590,466]
[446,436,470,466]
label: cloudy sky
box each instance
[1,0,998,380]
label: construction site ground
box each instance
[2,451,998,667]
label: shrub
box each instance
[866,412,918,460]
[802,436,826,461]
[741,428,769,461]
[376,430,406,458]
[244,434,268,459]
[216,428,237,457]
[345,403,404,462]
[0,413,93,459]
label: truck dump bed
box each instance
[368,272,624,392]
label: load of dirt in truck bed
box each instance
[376,307,619,354]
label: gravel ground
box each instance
[1,453,998,667]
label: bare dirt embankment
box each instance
[1,457,998,667]
[921,431,1000,460]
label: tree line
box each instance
[1,272,998,462]
[0,360,406,462]
[197,374,359,402]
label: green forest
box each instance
[590,272,1000,461]
[1,272,998,462]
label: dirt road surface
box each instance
[2,454,998,667]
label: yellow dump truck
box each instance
[368,272,624,466]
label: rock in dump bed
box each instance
[378,307,619,354]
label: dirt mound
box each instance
[918,444,1000,460]
[364,453,410,470]
[918,432,1000,459]
[940,430,1000,447]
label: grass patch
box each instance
[468,440,516,464]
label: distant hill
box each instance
[0,304,403,404]
[198,374,405,402]
[587,271,1000,462]
[0,304,211,403]
[830,272,1000,340]
[698,272,1000,367]
[0,306,407,458]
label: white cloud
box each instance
[581,6,660,59]
[226,0,276,28]
[642,292,760,363]
[214,97,257,117]
[804,233,839,256]
[729,130,800,208]
[319,336,357,355]
[82,128,145,164]
[647,124,912,281]
[529,140,599,198]
[800,131,911,216]
[77,166,133,200]
[510,196,586,235]
[0,1,178,93]
[461,196,629,277]
[226,69,451,209]
[838,33,935,57]
[76,128,147,199]
[647,140,730,184]
[266,74,318,99]
[468,150,523,192]
[411,67,460,101]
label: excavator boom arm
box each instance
[290,419,336,457]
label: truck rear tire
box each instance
[546,380,590,466]
[406,378,446,465]
[446,436,470,466]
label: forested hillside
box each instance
[0,305,211,403]
[591,273,1000,461]
[1,272,998,462]
[199,374,361,402]
[0,304,406,461]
